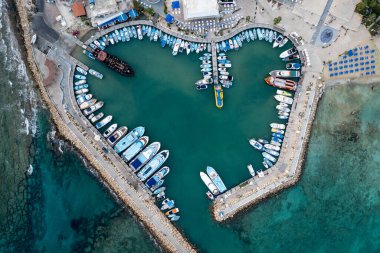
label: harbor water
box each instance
[1,5,380,250]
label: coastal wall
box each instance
[13,1,196,252]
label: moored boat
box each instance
[114,126,145,153]
[90,112,104,123]
[274,95,294,104]
[279,47,297,58]
[75,74,86,80]
[75,88,88,95]
[129,142,161,171]
[200,172,219,195]
[76,66,88,75]
[83,101,104,116]
[247,164,255,177]
[103,123,117,138]
[270,123,286,129]
[79,98,97,110]
[206,166,227,193]
[95,115,112,129]
[89,69,104,79]
[265,76,297,91]
[262,152,277,162]
[249,138,264,151]
[269,70,300,78]
[286,63,301,70]
[165,208,179,216]
[264,144,280,151]
[107,126,128,146]
[137,150,169,181]
[161,198,175,211]
[276,89,292,97]
[121,136,149,162]
[214,84,224,109]
[75,79,86,85]
[76,94,93,105]
[146,166,170,189]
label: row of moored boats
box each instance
[200,166,227,200]
[74,66,180,222]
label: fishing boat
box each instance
[265,76,297,91]
[258,138,269,144]
[249,138,264,151]
[274,95,294,104]
[265,148,279,156]
[264,143,280,151]
[269,70,300,78]
[79,98,97,110]
[286,63,301,70]
[103,123,117,138]
[121,136,149,162]
[200,172,219,195]
[107,126,128,146]
[75,88,89,95]
[75,74,86,80]
[279,47,298,58]
[114,126,145,154]
[247,164,255,177]
[76,66,87,75]
[137,150,169,181]
[270,123,286,129]
[145,166,170,189]
[153,186,166,195]
[214,84,223,109]
[207,166,227,193]
[90,112,104,123]
[262,152,277,162]
[282,54,300,62]
[83,101,104,116]
[276,90,292,97]
[95,115,112,129]
[76,94,93,105]
[161,198,175,211]
[89,69,103,79]
[165,208,179,216]
[271,128,285,134]
[129,142,161,171]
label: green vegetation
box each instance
[133,0,142,13]
[355,0,380,35]
[145,7,155,16]
[164,2,168,14]
[273,16,282,25]
[246,16,251,22]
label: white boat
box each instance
[75,88,89,95]
[172,39,181,56]
[274,95,293,104]
[262,152,277,162]
[76,94,93,105]
[76,66,88,75]
[207,166,227,193]
[269,70,300,78]
[80,98,97,110]
[90,112,104,123]
[95,115,112,129]
[103,123,117,138]
[247,164,255,177]
[264,144,280,151]
[279,47,298,59]
[276,90,292,97]
[83,101,104,116]
[276,105,290,113]
[265,149,279,156]
[249,138,264,151]
[89,69,103,79]
[75,80,86,85]
[270,123,286,129]
[200,172,219,195]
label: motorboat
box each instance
[264,158,274,167]
[146,166,170,190]
[196,84,208,90]
[249,138,264,151]
[169,215,180,221]
[89,69,103,79]
[153,187,166,195]
[272,132,284,139]
[247,164,255,177]
[206,166,227,193]
[114,126,145,154]
[76,94,93,105]
[276,90,293,97]
[262,161,269,169]
[129,142,161,171]
[75,88,89,95]
[160,198,175,211]
[271,128,285,134]
[121,136,149,162]
[274,95,294,104]
[95,115,112,129]
[279,47,298,59]
[214,84,223,109]
[107,126,128,146]
[90,112,104,123]
[264,144,280,151]
[273,34,287,48]
[165,208,179,216]
[75,74,86,80]
[200,172,219,195]
[282,54,300,62]
[265,148,279,156]
[286,63,301,70]
[269,70,300,78]
[103,123,117,138]
[76,66,87,75]
[137,150,169,181]
[276,105,290,112]
[74,84,88,90]
[75,80,86,85]
[270,140,282,147]
[270,123,286,129]
[258,139,269,144]
[196,78,213,85]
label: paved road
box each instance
[311,0,334,44]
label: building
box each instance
[72,2,87,17]
[182,0,220,20]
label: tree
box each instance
[273,16,282,25]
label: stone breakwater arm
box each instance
[14,0,196,252]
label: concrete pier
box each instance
[211,42,218,84]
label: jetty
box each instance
[211,42,218,84]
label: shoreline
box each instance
[13,1,196,252]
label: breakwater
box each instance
[14,1,196,252]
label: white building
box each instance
[182,0,220,20]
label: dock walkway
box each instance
[211,42,218,84]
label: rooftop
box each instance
[72,2,86,17]
[182,0,220,20]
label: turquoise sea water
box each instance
[1,5,380,250]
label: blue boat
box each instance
[272,133,284,138]
[120,29,126,42]
[145,166,170,189]
[129,142,161,171]
[272,136,283,143]
[114,126,145,153]
[264,158,274,167]
[161,34,167,47]
[74,84,89,90]
[206,166,227,193]
[137,150,169,181]
[83,50,95,60]
[121,136,149,162]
